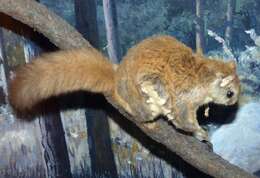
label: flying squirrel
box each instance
[8,35,240,141]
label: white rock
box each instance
[211,102,260,174]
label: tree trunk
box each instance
[75,0,99,47]
[103,0,121,63]
[0,18,71,177]
[75,0,118,177]
[195,0,205,53]
[86,107,118,178]
[0,29,8,104]
[39,111,73,178]
[225,0,236,46]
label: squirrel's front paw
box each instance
[193,129,213,150]
[193,128,209,142]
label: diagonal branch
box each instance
[0,0,256,178]
[0,0,90,49]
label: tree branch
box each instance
[0,0,90,49]
[0,0,256,178]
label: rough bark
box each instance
[0,0,256,178]
[39,112,73,178]
[195,0,205,53]
[0,29,8,102]
[0,27,47,178]
[103,0,122,63]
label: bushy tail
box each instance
[9,48,116,112]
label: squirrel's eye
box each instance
[227,90,234,98]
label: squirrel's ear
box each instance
[137,73,169,106]
[215,73,235,87]
[220,75,235,87]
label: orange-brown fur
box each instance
[9,48,116,112]
[9,35,240,141]
[115,36,240,141]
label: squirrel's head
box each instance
[207,61,240,106]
